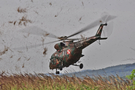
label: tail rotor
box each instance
[97,12,116,44]
[100,12,116,37]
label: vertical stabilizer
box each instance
[95,23,107,37]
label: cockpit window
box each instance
[60,42,65,47]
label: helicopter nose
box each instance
[49,58,60,70]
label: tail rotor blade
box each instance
[103,21,114,37]
[100,12,116,37]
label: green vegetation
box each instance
[0,72,132,90]
[126,69,135,89]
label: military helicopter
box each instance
[19,14,116,74]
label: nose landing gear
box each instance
[56,71,60,74]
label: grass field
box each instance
[0,71,133,90]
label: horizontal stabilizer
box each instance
[99,37,107,40]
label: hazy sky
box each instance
[0,0,135,74]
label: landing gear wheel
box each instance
[60,67,63,71]
[79,63,83,69]
[56,71,60,74]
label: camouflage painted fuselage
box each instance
[49,36,99,70]
[49,24,107,70]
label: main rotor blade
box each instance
[19,26,58,39]
[67,14,116,38]
[66,38,81,41]
[13,40,60,50]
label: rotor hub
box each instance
[58,36,68,40]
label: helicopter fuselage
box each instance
[49,36,102,70]
[49,24,108,71]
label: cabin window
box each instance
[63,50,67,55]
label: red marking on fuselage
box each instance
[67,49,71,54]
